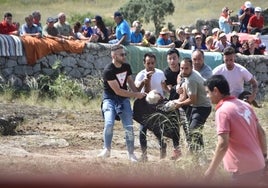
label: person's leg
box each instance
[98,99,116,157]
[120,98,135,155]
[139,124,148,161]
[188,106,211,152]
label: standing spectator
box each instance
[238,1,254,33]
[172,58,211,152]
[32,10,42,35]
[82,18,93,38]
[156,27,175,48]
[20,15,41,38]
[0,12,19,35]
[230,31,242,53]
[214,33,231,52]
[108,11,131,45]
[204,74,267,186]
[219,7,239,34]
[134,53,173,161]
[212,46,258,103]
[92,15,109,43]
[174,29,190,49]
[97,45,145,162]
[242,38,262,55]
[54,12,74,39]
[247,7,264,34]
[191,49,212,80]
[130,20,143,46]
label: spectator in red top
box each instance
[247,7,264,34]
[0,12,19,35]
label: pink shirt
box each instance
[215,96,265,174]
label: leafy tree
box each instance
[119,0,175,35]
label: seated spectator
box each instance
[174,29,190,49]
[148,33,156,46]
[214,32,231,52]
[238,1,254,33]
[156,27,175,48]
[43,17,59,38]
[242,38,262,55]
[92,15,109,43]
[108,11,131,45]
[20,15,41,38]
[230,31,242,53]
[205,36,218,52]
[193,35,207,50]
[184,28,194,47]
[32,10,42,35]
[169,30,176,42]
[141,30,152,47]
[130,20,143,46]
[247,7,264,34]
[0,12,19,35]
[190,28,201,47]
[54,12,74,39]
[211,27,220,45]
[82,18,94,38]
[201,25,209,46]
[73,21,98,42]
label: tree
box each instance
[119,0,175,35]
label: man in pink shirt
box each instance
[203,74,267,186]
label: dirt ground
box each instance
[0,101,209,187]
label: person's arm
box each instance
[174,93,197,108]
[204,133,229,181]
[116,34,127,45]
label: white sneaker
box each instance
[128,153,138,162]
[97,148,110,158]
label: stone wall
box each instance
[0,42,267,100]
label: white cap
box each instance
[244,1,252,8]
[212,28,219,34]
[255,7,262,12]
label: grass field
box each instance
[0,0,268,31]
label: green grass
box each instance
[1,0,268,31]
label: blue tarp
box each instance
[124,45,223,75]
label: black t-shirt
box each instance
[164,66,180,100]
[103,63,132,96]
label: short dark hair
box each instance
[223,46,235,55]
[167,48,180,58]
[192,49,204,58]
[111,45,124,52]
[182,57,192,67]
[4,12,12,18]
[143,52,156,62]
[204,75,230,95]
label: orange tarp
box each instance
[20,36,86,65]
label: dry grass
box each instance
[1,0,267,31]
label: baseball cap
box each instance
[114,11,122,17]
[84,18,91,24]
[47,17,56,23]
[244,1,252,8]
[219,33,226,39]
[212,28,219,34]
[255,7,262,12]
[195,35,202,39]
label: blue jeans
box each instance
[102,98,135,154]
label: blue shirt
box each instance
[130,31,143,43]
[219,16,231,34]
[116,19,131,45]
[156,37,172,46]
[82,25,93,37]
[21,24,40,35]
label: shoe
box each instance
[97,148,110,158]
[128,153,138,162]
[160,143,167,159]
[171,148,182,160]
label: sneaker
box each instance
[171,148,182,160]
[128,153,138,162]
[97,148,110,158]
[160,143,167,159]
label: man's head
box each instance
[223,46,236,70]
[180,57,193,77]
[58,12,66,24]
[113,11,123,24]
[202,25,209,35]
[132,20,142,33]
[4,12,13,24]
[32,11,41,23]
[84,18,91,25]
[166,48,180,72]
[192,49,204,72]
[143,52,156,72]
[25,15,33,26]
[111,45,127,64]
[204,75,230,104]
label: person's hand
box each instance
[135,92,146,99]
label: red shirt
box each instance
[248,15,264,30]
[0,20,17,34]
